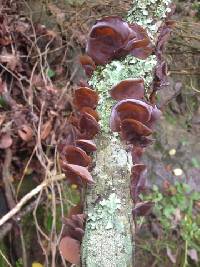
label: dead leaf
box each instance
[166,246,176,264]
[132,201,154,217]
[18,125,33,142]
[0,114,6,127]
[0,133,12,149]
[59,236,80,265]
[0,49,19,71]
[41,120,52,140]
[188,249,198,262]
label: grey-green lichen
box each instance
[82,137,133,267]
[83,193,132,267]
[127,0,172,36]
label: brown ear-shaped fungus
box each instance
[146,105,162,128]
[62,162,94,184]
[62,214,85,242]
[109,79,144,100]
[132,201,154,217]
[59,236,80,265]
[86,16,153,65]
[79,55,96,77]
[61,145,91,167]
[121,118,153,137]
[86,16,131,65]
[132,146,145,163]
[125,23,153,60]
[76,139,97,153]
[110,99,152,132]
[74,87,99,109]
[79,113,100,139]
[131,164,147,202]
[80,106,100,121]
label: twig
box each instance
[0,174,66,227]
[0,249,13,267]
[2,148,16,209]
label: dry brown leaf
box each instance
[0,133,13,149]
[188,249,198,262]
[59,236,80,265]
[41,120,52,140]
[0,49,19,71]
[166,246,176,264]
[18,125,33,142]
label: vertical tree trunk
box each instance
[82,1,172,266]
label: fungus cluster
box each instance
[59,86,100,185]
[59,85,100,264]
[109,79,161,217]
[81,16,153,70]
[60,14,167,264]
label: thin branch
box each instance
[0,174,66,227]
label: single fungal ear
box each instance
[109,79,144,100]
[62,162,94,184]
[74,87,99,109]
[86,16,153,65]
[61,145,91,167]
[110,99,152,132]
[79,55,96,77]
[76,139,97,153]
[80,106,100,121]
[79,113,100,139]
[131,164,147,203]
[127,23,154,60]
[121,118,153,139]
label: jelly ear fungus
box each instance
[109,77,161,219]
[59,84,100,264]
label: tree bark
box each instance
[82,1,172,266]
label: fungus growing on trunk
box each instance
[109,78,144,100]
[79,55,96,77]
[74,87,99,109]
[79,113,100,139]
[62,162,94,184]
[61,145,91,167]
[86,16,153,65]
[76,139,97,153]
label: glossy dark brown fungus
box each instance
[80,106,100,121]
[79,113,100,139]
[109,79,144,100]
[86,16,153,65]
[110,99,152,132]
[131,146,145,163]
[121,118,153,137]
[131,164,147,202]
[126,23,153,60]
[76,139,97,153]
[62,162,94,184]
[79,55,96,77]
[132,201,154,217]
[61,145,91,167]
[74,87,99,109]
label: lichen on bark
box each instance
[82,0,172,266]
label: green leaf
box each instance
[47,68,55,78]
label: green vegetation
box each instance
[139,182,200,266]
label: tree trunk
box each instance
[82,1,172,266]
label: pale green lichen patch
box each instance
[127,0,172,36]
[83,193,132,267]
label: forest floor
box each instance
[0,0,200,267]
